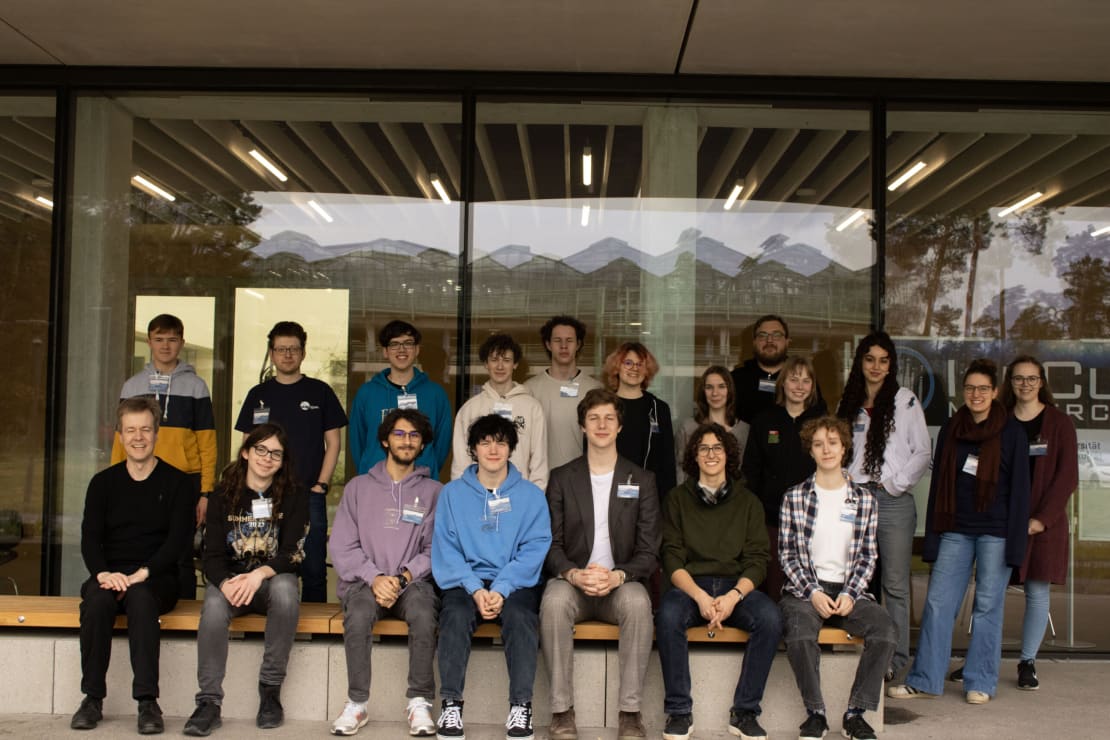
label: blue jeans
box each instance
[301,491,328,603]
[437,585,542,705]
[906,533,1011,697]
[873,487,916,674]
[655,577,782,716]
[1021,580,1050,661]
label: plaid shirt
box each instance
[778,472,878,603]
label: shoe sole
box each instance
[1017,684,1040,691]
[183,718,221,737]
[664,725,693,740]
[730,732,767,740]
[505,733,533,740]
[138,723,164,735]
[332,716,369,736]
[841,732,875,740]
[800,731,827,740]
[436,733,464,740]
[887,688,935,699]
[966,694,990,705]
[410,726,436,737]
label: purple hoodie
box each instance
[329,460,442,599]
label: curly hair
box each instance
[219,422,298,517]
[1000,355,1054,408]
[539,315,586,358]
[680,422,742,482]
[602,341,660,391]
[694,365,737,426]
[377,408,435,448]
[799,416,853,468]
[836,332,899,478]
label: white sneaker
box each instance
[407,697,436,736]
[331,701,368,736]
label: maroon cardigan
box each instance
[1016,404,1079,584]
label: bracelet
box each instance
[730,587,744,600]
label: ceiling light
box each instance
[581,204,590,226]
[430,174,451,204]
[34,196,53,209]
[1092,225,1110,237]
[582,146,593,187]
[131,175,176,202]
[307,199,333,223]
[836,209,867,232]
[723,181,744,211]
[248,149,288,182]
[997,191,1044,218]
[888,161,928,191]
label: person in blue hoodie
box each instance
[349,320,452,477]
[432,414,552,740]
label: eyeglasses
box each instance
[390,429,423,441]
[697,444,725,457]
[387,340,417,351]
[1011,375,1041,386]
[271,345,302,356]
[963,385,993,396]
[252,444,284,461]
[621,359,644,370]
[755,330,786,341]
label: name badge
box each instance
[962,454,979,476]
[398,393,418,410]
[488,494,512,515]
[493,401,513,420]
[853,422,866,433]
[768,430,780,444]
[758,377,776,393]
[617,484,640,499]
[839,505,856,524]
[148,373,170,394]
[649,420,660,434]
[253,403,271,424]
[559,383,580,398]
[252,497,273,520]
[401,497,427,525]
[1029,442,1048,457]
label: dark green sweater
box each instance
[661,477,768,588]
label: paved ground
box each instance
[2,657,1104,739]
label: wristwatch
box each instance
[315,482,330,494]
[396,572,410,590]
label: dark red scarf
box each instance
[932,400,1007,531]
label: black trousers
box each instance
[79,573,178,700]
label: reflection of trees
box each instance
[888,212,975,335]
[1062,255,1110,338]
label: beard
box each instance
[755,344,788,367]
[388,446,419,465]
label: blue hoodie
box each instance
[432,462,551,598]
[349,367,453,477]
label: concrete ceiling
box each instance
[1,0,1109,81]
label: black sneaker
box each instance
[841,713,877,740]
[1018,659,1040,690]
[70,696,103,730]
[663,713,693,740]
[729,709,767,740]
[505,702,533,740]
[948,665,964,682]
[257,682,284,729]
[183,702,222,737]
[437,700,464,740]
[799,711,828,739]
[137,698,164,735]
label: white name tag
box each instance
[559,383,580,398]
[488,494,512,515]
[148,373,170,394]
[398,393,418,410]
[401,497,426,525]
[617,484,640,499]
[962,454,980,476]
[1029,443,1048,457]
[252,497,273,520]
[253,404,270,424]
[493,401,513,420]
[840,505,856,524]
[758,377,776,393]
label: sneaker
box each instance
[505,702,533,740]
[183,702,222,737]
[617,710,646,740]
[886,684,936,699]
[841,713,876,740]
[729,709,767,740]
[663,713,693,740]
[1018,659,1040,690]
[966,690,990,705]
[550,708,577,740]
[798,712,828,740]
[137,698,165,735]
[437,700,464,740]
[257,682,284,729]
[70,696,103,731]
[331,701,369,736]
[948,665,964,682]
[408,697,436,736]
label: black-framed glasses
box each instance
[697,444,725,457]
[390,429,423,440]
[963,384,993,395]
[1011,375,1041,386]
[271,345,303,356]
[387,340,417,351]
[755,330,786,341]
[252,444,284,461]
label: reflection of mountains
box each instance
[255,230,841,278]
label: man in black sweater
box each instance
[731,315,823,425]
[72,397,194,734]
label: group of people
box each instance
[72,311,1078,740]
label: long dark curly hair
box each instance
[680,422,743,482]
[836,332,899,478]
[218,422,298,515]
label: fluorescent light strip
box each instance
[1092,225,1110,237]
[888,161,928,191]
[723,183,743,210]
[581,203,590,226]
[131,175,176,202]
[582,147,593,187]
[430,175,451,204]
[34,195,53,208]
[997,191,1044,218]
[307,199,333,223]
[248,149,288,182]
[836,209,867,232]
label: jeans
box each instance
[340,579,439,702]
[1021,579,1051,661]
[438,584,542,705]
[780,589,896,712]
[301,491,328,602]
[905,533,1011,697]
[873,487,916,674]
[655,576,783,716]
[79,574,178,700]
[540,578,653,713]
[195,572,301,704]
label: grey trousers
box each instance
[340,579,439,703]
[195,572,300,705]
[539,578,653,713]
